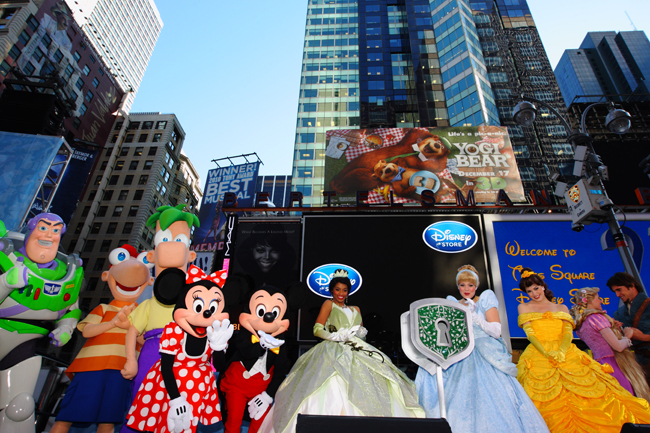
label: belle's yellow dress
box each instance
[518,311,650,432]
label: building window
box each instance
[525,61,543,70]
[113,206,123,217]
[481,41,499,52]
[530,76,548,86]
[139,175,148,185]
[118,190,128,200]
[18,30,30,45]
[111,135,118,143]
[125,134,134,143]
[100,240,112,252]
[115,160,124,170]
[85,90,94,102]
[142,121,153,129]
[83,65,91,75]
[62,64,74,82]
[32,46,45,62]
[297,168,313,178]
[120,148,129,157]
[552,143,574,156]
[488,72,508,83]
[109,175,118,185]
[545,125,567,137]
[97,206,107,217]
[138,134,148,142]
[89,54,96,63]
[128,206,139,217]
[122,222,133,234]
[152,133,162,142]
[23,62,35,75]
[134,147,143,156]
[53,49,63,63]
[107,222,117,234]
[75,78,84,90]
[149,147,158,156]
[102,190,113,200]
[129,161,138,170]
[134,190,144,200]
[513,145,530,158]
[72,117,81,130]
[93,258,106,271]
[144,160,153,169]
[79,103,88,116]
[81,206,90,217]
[7,45,20,61]
[73,51,81,62]
[520,47,538,56]
[0,60,10,77]
[124,175,133,185]
[92,77,100,88]
[156,121,167,129]
[484,57,503,67]
[114,122,123,130]
[534,91,554,102]
[74,223,83,234]
[83,240,95,253]
[519,166,536,181]
[98,68,104,76]
[493,88,512,100]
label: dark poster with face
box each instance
[299,215,490,363]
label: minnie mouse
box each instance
[126,268,239,433]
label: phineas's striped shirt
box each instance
[66,300,135,376]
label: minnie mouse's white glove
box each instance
[167,395,193,433]
[207,319,233,352]
[248,391,273,420]
[257,330,285,350]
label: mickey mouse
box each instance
[126,268,240,433]
[218,284,305,433]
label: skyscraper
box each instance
[292,0,569,203]
[64,112,200,312]
[555,31,650,107]
[64,0,163,111]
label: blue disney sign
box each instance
[306,263,363,298]
[422,221,478,253]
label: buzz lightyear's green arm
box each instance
[0,220,6,238]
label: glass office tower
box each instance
[293,0,568,204]
[555,31,650,107]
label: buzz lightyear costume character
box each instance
[0,213,83,433]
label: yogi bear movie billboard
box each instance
[194,162,260,252]
[324,126,525,205]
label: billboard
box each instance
[484,215,650,338]
[39,146,98,225]
[299,215,490,349]
[193,162,260,252]
[325,126,525,206]
[0,132,66,230]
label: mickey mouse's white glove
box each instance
[257,330,285,350]
[207,319,233,352]
[248,391,273,420]
[167,395,193,433]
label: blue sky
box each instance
[131,0,650,188]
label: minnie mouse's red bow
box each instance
[186,265,227,287]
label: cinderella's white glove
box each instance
[472,312,501,338]
[464,298,477,313]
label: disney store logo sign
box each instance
[306,264,362,298]
[422,221,478,253]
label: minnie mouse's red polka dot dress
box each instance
[126,322,221,433]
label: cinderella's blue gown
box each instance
[415,290,549,433]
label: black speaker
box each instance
[621,424,650,432]
[296,414,452,433]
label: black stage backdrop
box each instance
[299,214,490,366]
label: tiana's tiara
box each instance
[333,269,349,278]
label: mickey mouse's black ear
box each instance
[222,272,254,309]
[284,281,308,312]
[154,268,187,306]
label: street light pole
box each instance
[512,95,644,292]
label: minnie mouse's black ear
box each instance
[222,272,254,309]
[284,281,308,312]
[154,268,187,306]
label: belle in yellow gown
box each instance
[517,268,650,433]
